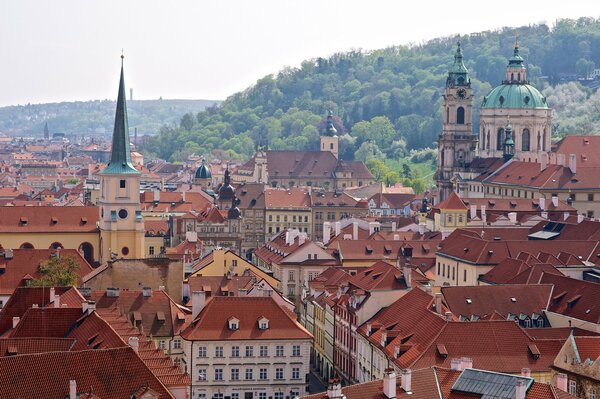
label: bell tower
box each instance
[98,55,145,262]
[320,110,339,159]
[436,40,478,202]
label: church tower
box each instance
[436,40,478,202]
[320,110,339,159]
[98,56,144,262]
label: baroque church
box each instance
[435,37,553,201]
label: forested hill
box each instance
[141,18,600,164]
[0,99,218,137]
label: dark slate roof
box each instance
[452,368,533,399]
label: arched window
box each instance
[446,107,450,123]
[497,128,505,150]
[518,72,521,81]
[79,242,94,263]
[511,72,514,81]
[537,132,541,150]
[543,129,547,151]
[486,131,491,150]
[456,107,465,124]
[522,129,530,151]
[20,242,34,249]
[481,128,485,150]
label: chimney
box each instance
[158,285,165,291]
[299,234,306,246]
[87,164,93,180]
[394,345,400,359]
[142,287,152,297]
[403,265,411,288]
[128,336,140,353]
[508,212,517,224]
[391,222,397,232]
[515,380,526,399]
[541,211,548,219]
[383,369,397,399]
[238,288,248,296]
[50,287,55,301]
[69,380,77,399]
[380,331,387,347]
[540,152,548,171]
[418,223,425,235]
[569,154,577,174]
[335,221,341,236]
[481,205,486,225]
[285,231,291,245]
[470,204,477,219]
[82,300,96,314]
[401,369,412,393]
[539,197,546,211]
[78,287,91,297]
[577,214,585,223]
[434,293,443,314]
[450,358,462,371]
[192,291,206,320]
[327,378,342,399]
[353,222,359,240]
[12,317,19,329]
[551,195,558,208]
[521,368,531,378]
[54,293,61,308]
[444,311,453,321]
[323,222,331,245]
[106,287,120,297]
[366,323,372,336]
[461,357,473,370]
[556,373,568,392]
[393,234,400,241]
[153,189,160,203]
[563,212,570,221]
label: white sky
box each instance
[0,0,598,107]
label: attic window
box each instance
[365,245,373,254]
[156,311,166,322]
[133,311,142,322]
[436,343,448,359]
[511,297,517,303]
[528,344,541,359]
[51,217,58,225]
[19,217,27,226]
[567,295,582,308]
[466,298,472,304]
[383,245,392,254]
[228,317,239,331]
[80,217,88,224]
[258,317,269,330]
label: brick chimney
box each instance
[326,378,343,399]
[539,197,546,211]
[403,265,411,288]
[69,380,77,399]
[383,368,397,399]
[461,357,473,370]
[401,369,412,393]
[12,317,19,329]
[551,195,559,208]
[323,222,331,245]
[128,336,139,353]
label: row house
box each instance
[311,191,369,242]
[181,294,312,399]
[265,187,312,238]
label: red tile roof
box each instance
[181,296,312,341]
[9,307,83,338]
[540,273,600,324]
[0,206,99,232]
[265,187,311,208]
[0,337,75,356]
[436,192,468,210]
[0,347,174,398]
[572,336,600,362]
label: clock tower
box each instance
[436,40,478,202]
[98,56,145,262]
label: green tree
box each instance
[28,255,80,287]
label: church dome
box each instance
[194,159,212,179]
[481,83,548,109]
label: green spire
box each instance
[447,38,470,87]
[101,55,139,175]
[508,32,524,66]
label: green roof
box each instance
[481,83,548,109]
[446,41,470,87]
[195,160,212,179]
[100,58,139,175]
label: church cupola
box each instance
[503,120,515,162]
[325,110,338,136]
[320,110,339,159]
[505,33,527,84]
[446,40,470,87]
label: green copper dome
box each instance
[195,159,212,179]
[481,84,548,109]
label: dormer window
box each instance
[228,317,239,331]
[258,316,269,330]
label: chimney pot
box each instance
[521,368,531,377]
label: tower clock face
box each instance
[457,89,466,99]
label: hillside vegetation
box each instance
[141,17,600,169]
[0,99,218,137]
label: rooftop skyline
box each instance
[0,0,598,107]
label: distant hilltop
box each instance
[0,99,221,137]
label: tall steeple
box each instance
[446,38,470,87]
[505,32,527,83]
[102,55,139,175]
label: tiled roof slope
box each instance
[0,347,174,399]
[540,273,600,324]
[0,206,99,232]
[0,337,75,356]
[181,296,312,341]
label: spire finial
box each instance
[514,31,519,49]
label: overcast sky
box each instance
[0,1,598,107]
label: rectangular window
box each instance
[215,346,223,357]
[268,215,272,222]
[275,368,284,380]
[198,369,207,381]
[245,345,254,357]
[292,344,301,357]
[275,393,284,399]
[288,270,295,281]
[463,269,467,282]
[232,394,239,399]
[231,368,239,381]
[589,193,594,202]
[215,369,223,381]
[198,346,207,357]
[119,179,126,188]
[288,286,295,296]
[259,393,267,399]
[259,345,268,357]
[173,339,181,349]
[568,380,577,396]
[304,216,308,222]
[245,368,253,380]
[292,367,300,379]
[159,340,166,350]
[231,345,240,357]
[276,345,284,357]
[259,368,268,380]
[149,246,155,255]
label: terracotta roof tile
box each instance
[0,206,99,232]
